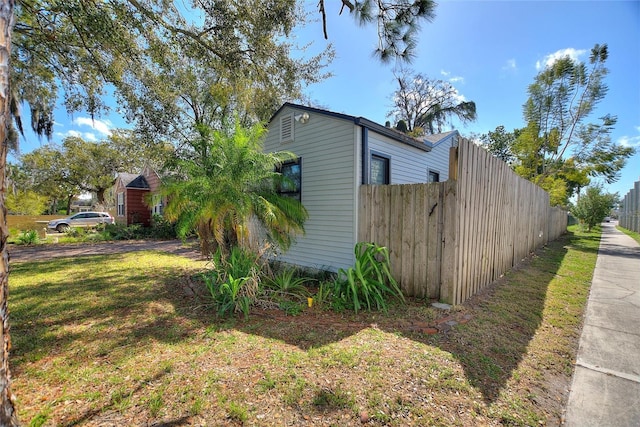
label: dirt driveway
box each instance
[8,239,206,263]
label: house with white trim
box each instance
[264,102,458,271]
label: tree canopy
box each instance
[481,44,635,206]
[12,0,336,147]
[19,131,168,213]
[389,69,477,135]
[318,0,437,62]
[571,185,617,231]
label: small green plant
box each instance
[333,242,405,313]
[204,247,262,319]
[227,401,248,422]
[257,372,277,392]
[66,227,90,238]
[16,229,39,245]
[312,281,333,309]
[278,300,303,316]
[265,267,310,298]
[312,386,354,409]
[148,391,164,417]
[190,397,204,415]
[28,410,50,427]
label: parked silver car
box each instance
[47,212,115,233]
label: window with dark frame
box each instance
[277,158,302,201]
[428,170,440,183]
[370,153,390,185]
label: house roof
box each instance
[116,173,150,189]
[421,130,459,147]
[127,175,150,189]
[271,102,433,152]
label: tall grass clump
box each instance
[16,229,39,245]
[204,247,262,319]
[332,242,404,313]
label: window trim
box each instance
[151,194,163,216]
[277,158,302,201]
[428,169,440,183]
[370,151,391,185]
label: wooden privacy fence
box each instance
[359,138,568,305]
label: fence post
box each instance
[448,146,458,181]
[439,179,457,304]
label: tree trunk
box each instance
[96,187,106,204]
[0,0,21,424]
[197,219,216,257]
[66,194,73,214]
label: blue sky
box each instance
[15,0,640,199]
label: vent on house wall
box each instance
[280,114,294,143]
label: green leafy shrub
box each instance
[333,242,404,313]
[312,281,334,310]
[66,227,88,238]
[149,214,177,239]
[265,267,310,298]
[102,223,145,240]
[16,229,39,245]
[204,247,262,319]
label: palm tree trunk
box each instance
[197,219,216,257]
[0,0,21,424]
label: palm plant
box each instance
[160,121,308,256]
[265,267,311,299]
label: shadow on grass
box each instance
[9,228,592,424]
[200,231,585,404]
[10,252,204,367]
[220,233,575,403]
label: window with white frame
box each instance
[151,194,164,216]
[117,192,125,216]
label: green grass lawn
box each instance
[9,225,599,426]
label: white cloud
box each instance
[503,59,517,71]
[56,129,98,141]
[72,117,113,136]
[83,132,98,142]
[536,48,587,70]
[61,130,81,138]
[440,69,465,84]
[618,134,640,148]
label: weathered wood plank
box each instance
[412,184,428,298]
[439,180,456,303]
[400,185,416,295]
[389,185,404,291]
[426,182,441,299]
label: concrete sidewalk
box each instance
[564,222,640,426]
